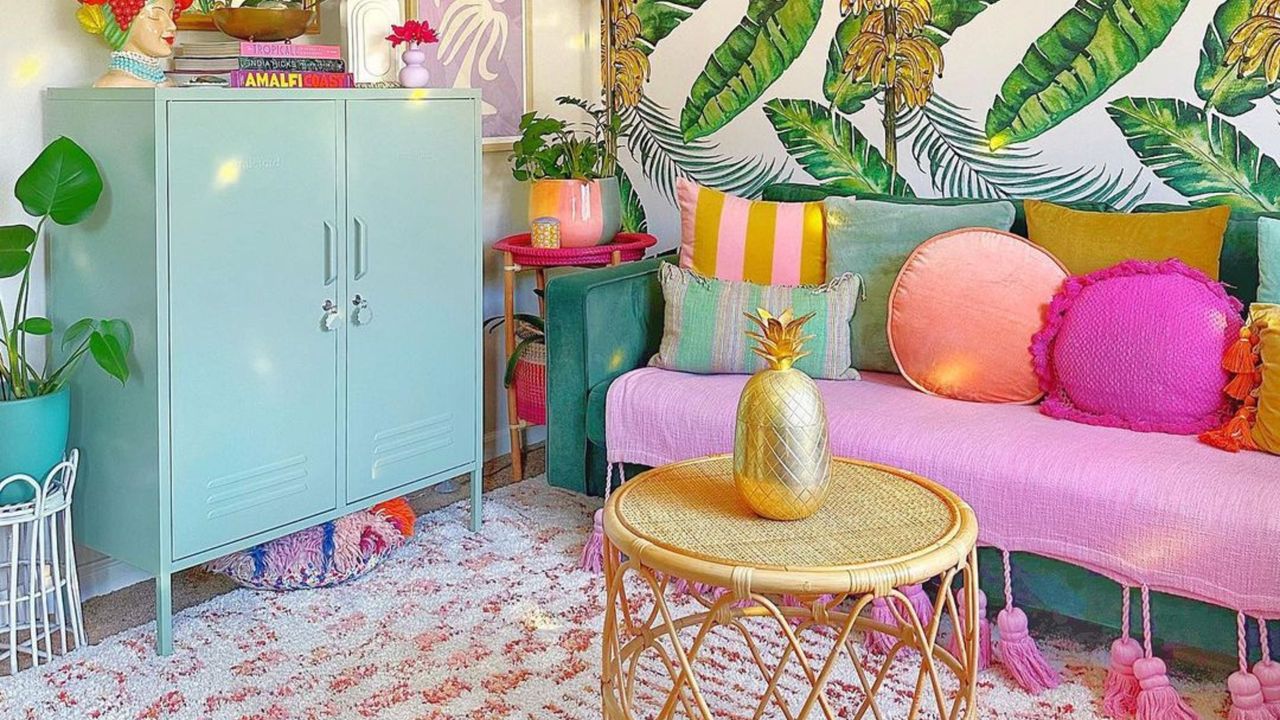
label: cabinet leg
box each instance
[469,467,483,532]
[155,572,173,656]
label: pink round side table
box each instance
[493,233,658,479]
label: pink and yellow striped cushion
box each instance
[676,179,826,286]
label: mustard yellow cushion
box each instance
[1024,200,1230,279]
[1252,303,1280,453]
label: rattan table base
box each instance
[600,456,981,719]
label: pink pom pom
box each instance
[578,509,604,573]
[1134,656,1200,720]
[1103,637,1143,718]
[996,606,1061,693]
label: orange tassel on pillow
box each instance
[1224,327,1258,375]
[1200,399,1259,452]
[1226,372,1261,401]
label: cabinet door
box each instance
[167,100,341,559]
[344,99,478,502]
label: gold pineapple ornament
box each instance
[734,308,832,521]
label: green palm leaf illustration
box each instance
[986,0,1191,150]
[624,96,791,201]
[1107,96,1280,212]
[902,95,1147,208]
[824,0,1001,114]
[1196,0,1280,116]
[617,168,649,233]
[680,0,823,141]
[634,0,708,54]
[764,98,913,196]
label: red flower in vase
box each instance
[386,19,440,48]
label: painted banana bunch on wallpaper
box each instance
[611,0,1280,230]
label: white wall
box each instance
[1,2,595,599]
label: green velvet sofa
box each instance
[544,194,1272,656]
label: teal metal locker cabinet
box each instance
[44,88,484,654]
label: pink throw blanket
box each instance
[605,368,1280,617]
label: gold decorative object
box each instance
[210,6,318,42]
[530,217,561,249]
[733,308,831,520]
[601,455,982,719]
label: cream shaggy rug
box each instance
[0,477,1229,719]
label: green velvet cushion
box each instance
[649,263,862,380]
[1256,216,1279,304]
[824,198,1017,373]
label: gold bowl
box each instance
[210,7,316,42]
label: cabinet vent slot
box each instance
[204,455,310,519]
[372,414,454,473]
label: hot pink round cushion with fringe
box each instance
[1030,259,1242,434]
[887,228,1068,403]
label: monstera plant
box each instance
[0,137,131,502]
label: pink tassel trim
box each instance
[902,584,935,629]
[865,597,898,654]
[948,589,991,671]
[1104,637,1143,718]
[1230,670,1273,720]
[578,508,604,573]
[1134,657,1200,720]
[1253,660,1280,719]
[997,606,1062,693]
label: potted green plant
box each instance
[511,97,623,248]
[0,137,132,504]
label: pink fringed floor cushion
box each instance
[605,368,1280,616]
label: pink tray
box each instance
[493,233,658,268]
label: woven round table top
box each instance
[604,455,978,596]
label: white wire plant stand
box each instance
[0,449,86,674]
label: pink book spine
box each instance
[239,42,341,60]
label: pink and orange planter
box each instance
[527,177,622,248]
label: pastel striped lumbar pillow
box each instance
[649,262,861,381]
[677,179,826,286]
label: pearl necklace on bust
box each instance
[108,51,167,85]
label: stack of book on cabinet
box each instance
[170,42,353,88]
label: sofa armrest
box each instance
[545,257,665,494]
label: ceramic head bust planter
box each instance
[76,0,193,87]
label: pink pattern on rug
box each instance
[0,479,1230,719]
[605,368,1280,617]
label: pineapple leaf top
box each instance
[744,307,815,371]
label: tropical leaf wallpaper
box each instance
[606,0,1280,239]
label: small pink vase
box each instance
[399,43,430,88]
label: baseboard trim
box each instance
[78,552,149,601]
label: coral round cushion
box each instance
[887,228,1068,403]
[1031,259,1242,434]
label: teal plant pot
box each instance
[0,389,70,505]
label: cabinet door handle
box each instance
[323,221,338,286]
[353,217,369,281]
[321,299,342,332]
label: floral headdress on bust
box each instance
[76,0,193,50]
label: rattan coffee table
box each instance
[601,455,980,719]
